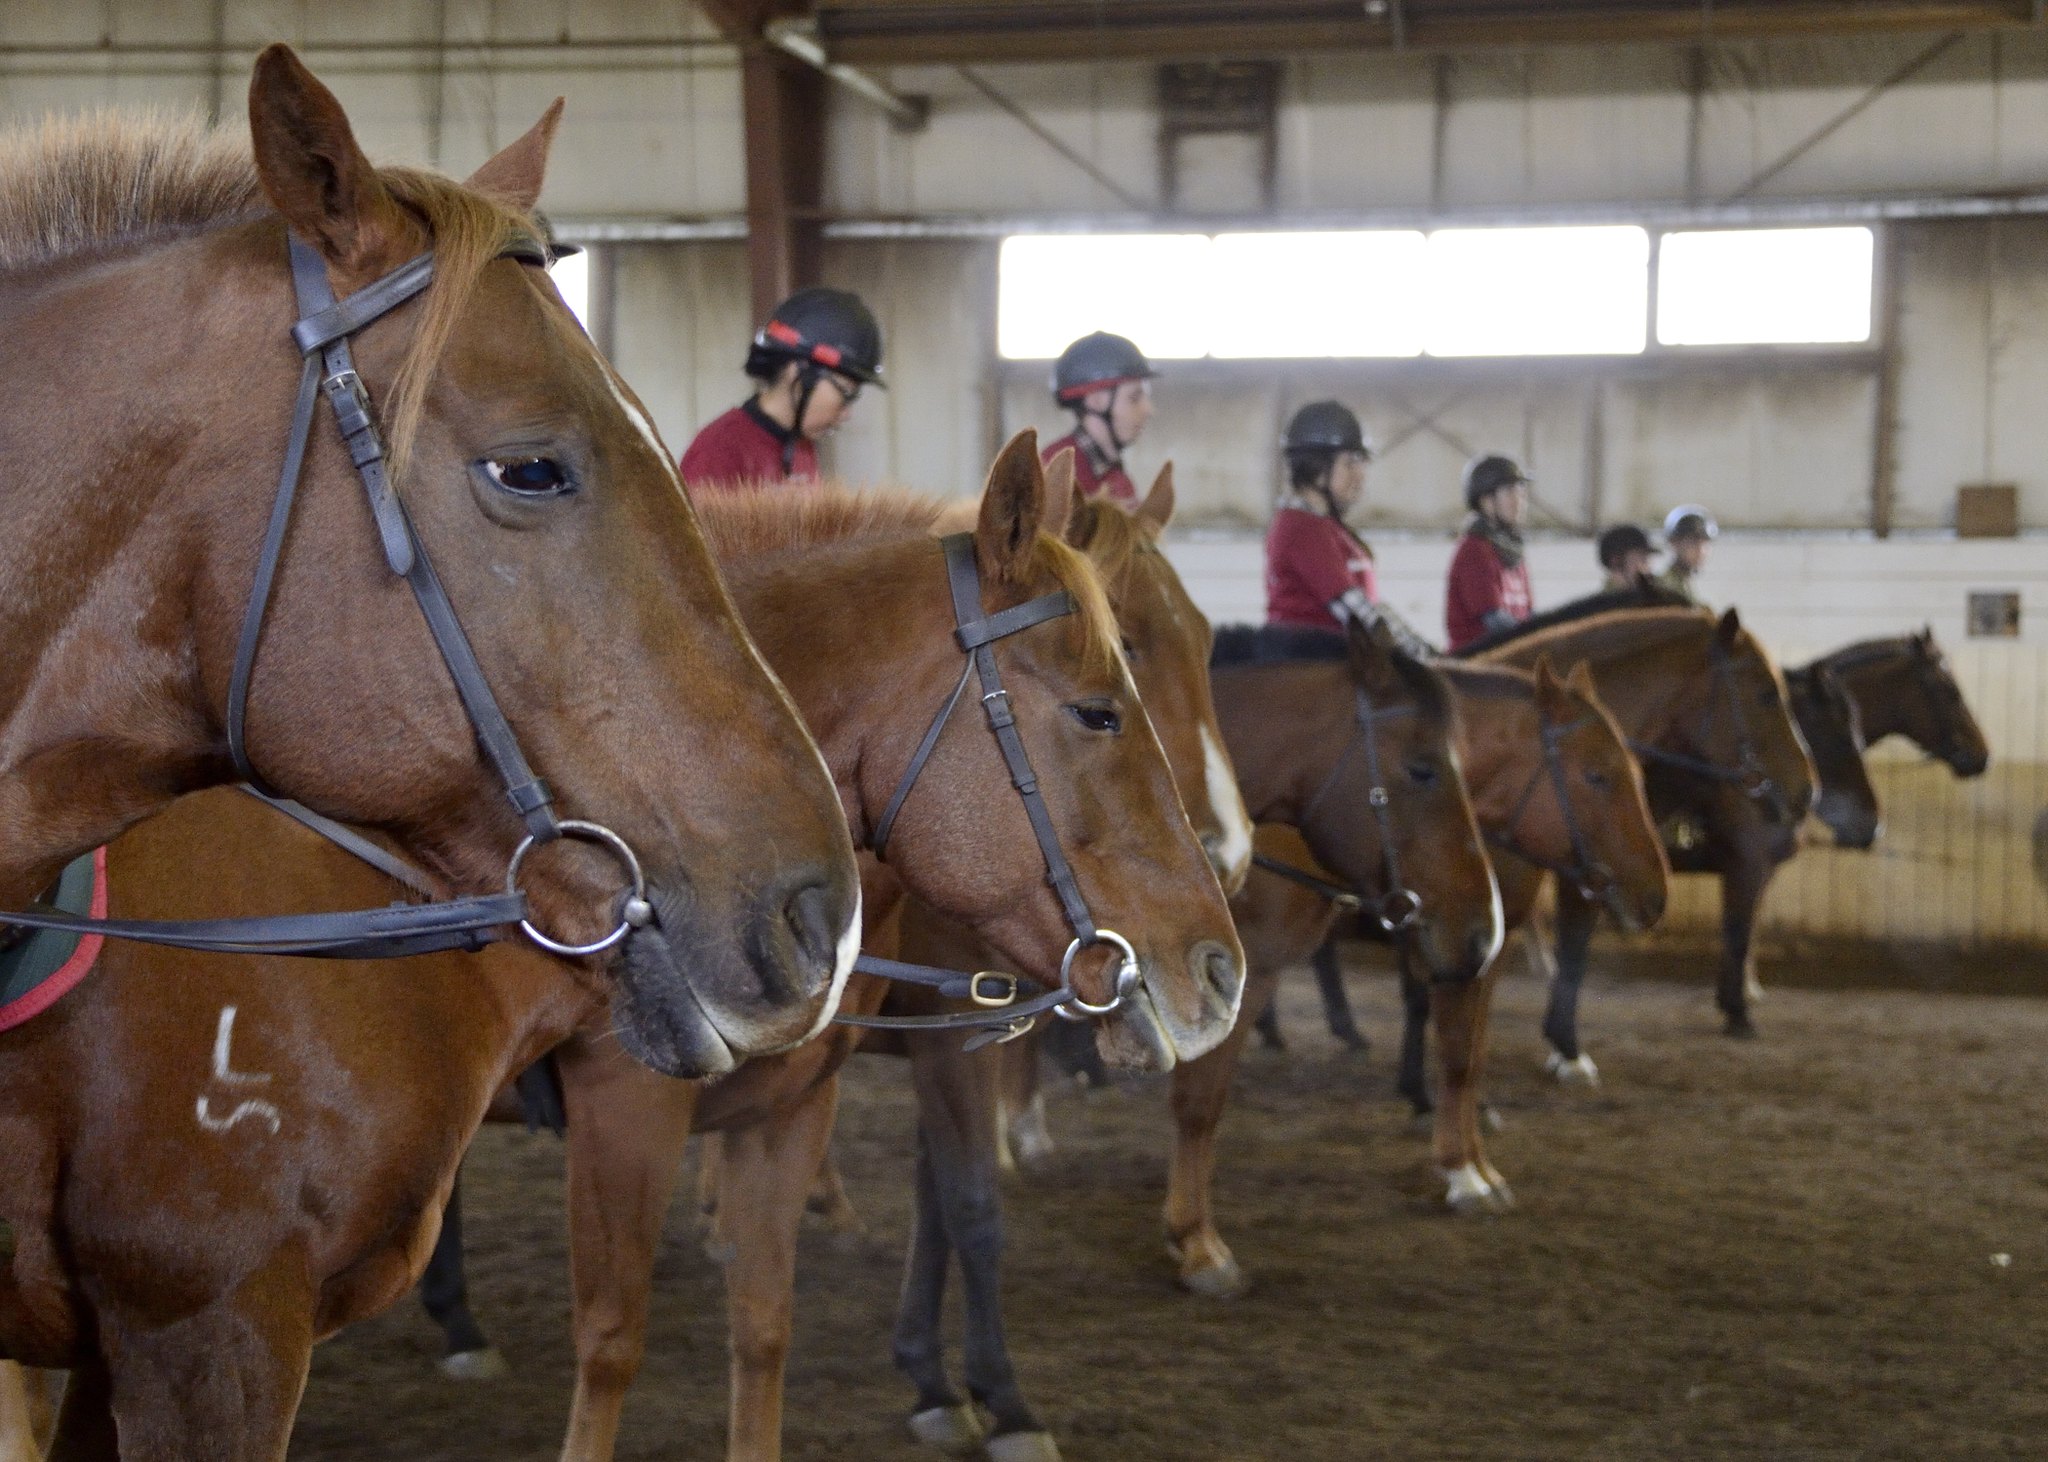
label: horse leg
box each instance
[720,1080,842,1462]
[907,1033,1054,1461]
[557,1041,698,1462]
[1717,858,1776,1039]
[1163,966,1270,1299]
[1002,1039,1054,1172]
[892,1126,976,1455]
[1430,967,1510,1216]
[1542,882,1601,1084]
[1251,1000,1285,1051]
[1395,960,1433,1117]
[804,1143,862,1237]
[1038,1016,1110,1091]
[44,1362,114,1462]
[1312,938,1368,1052]
[0,1362,40,1462]
[416,1171,506,1380]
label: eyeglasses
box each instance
[824,372,863,406]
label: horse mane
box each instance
[1477,606,1714,665]
[1805,633,1925,676]
[0,109,538,476]
[699,484,1123,675]
[1434,659,1536,703]
[1455,579,1691,658]
[1065,497,1154,596]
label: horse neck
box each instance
[1827,643,1918,744]
[0,224,284,903]
[1503,620,1712,743]
[1209,660,1354,824]
[722,535,959,845]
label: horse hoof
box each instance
[1722,1017,1758,1040]
[702,1234,738,1266]
[1178,1254,1248,1300]
[909,1404,987,1456]
[1338,1034,1370,1055]
[437,1347,508,1382]
[1544,1051,1600,1086]
[986,1430,1064,1462]
[1481,1105,1505,1132]
[1442,1165,1500,1217]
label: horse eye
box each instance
[483,456,573,497]
[1119,635,1139,662]
[1067,702,1122,734]
[1584,768,1610,791]
[1405,757,1438,787]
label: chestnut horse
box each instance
[0,50,858,1069]
[418,441,1244,1462]
[1220,655,1668,1230]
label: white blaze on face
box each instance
[1199,725,1253,888]
[797,887,864,1046]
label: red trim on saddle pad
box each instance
[0,846,108,1034]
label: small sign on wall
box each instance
[1967,590,2021,638]
[1957,484,2019,538]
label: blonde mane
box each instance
[699,484,1123,676]
[0,109,537,475]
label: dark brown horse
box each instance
[420,443,1245,1462]
[1796,628,1989,783]
[0,49,858,1073]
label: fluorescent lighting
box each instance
[550,249,591,332]
[997,234,1213,360]
[1208,231,1426,358]
[1657,227,1874,346]
[1424,226,1649,357]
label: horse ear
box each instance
[1342,616,1402,700]
[1564,659,1599,698]
[466,99,565,213]
[249,45,411,273]
[1715,607,1743,647]
[976,431,1049,585]
[1135,463,1177,534]
[1041,447,1081,541]
[1532,655,1568,711]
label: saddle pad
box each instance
[0,847,107,1034]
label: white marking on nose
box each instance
[196,1005,283,1136]
[1199,725,1253,886]
[797,888,863,1046]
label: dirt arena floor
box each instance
[289,942,2048,1460]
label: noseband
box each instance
[0,231,647,961]
[1488,710,1614,903]
[1253,682,1427,936]
[1628,639,1790,823]
[830,533,1141,1046]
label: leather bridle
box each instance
[0,231,648,961]
[831,532,1142,1046]
[1253,683,1427,936]
[1487,710,1614,903]
[1627,638,1792,824]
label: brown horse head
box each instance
[714,437,1242,1071]
[1819,628,1989,778]
[0,49,858,1075]
[1212,622,1503,983]
[1786,662,1883,848]
[1063,463,1253,895]
[1708,609,1819,828]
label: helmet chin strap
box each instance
[1079,386,1129,460]
[784,364,822,475]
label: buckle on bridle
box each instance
[1054,928,1141,1019]
[504,820,652,958]
[969,971,1018,1008]
[1376,887,1424,934]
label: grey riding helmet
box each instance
[1282,400,1375,459]
[1462,453,1531,511]
[1051,331,1157,404]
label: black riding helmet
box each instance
[744,287,886,387]
[1052,331,1157,404]
[1463,453,1531,511]
[1282,400,1374,459]
[1597,522,1654,571]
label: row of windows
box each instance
[998,225,1876,360]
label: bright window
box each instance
[1656,227,1874,346]
[997,234,1212,360]
[1423,226,1649,357]
[550,248,592,333]
[1207,231,1427,358]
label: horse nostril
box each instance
[1189,939,1242,1015]
[766,871,846,1000]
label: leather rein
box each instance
[0,231,650,962]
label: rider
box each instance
[678,287,885,493]
[1658,504,1719,605]
[1042,331,1156,507]
[1264,401,1433,656]
[1596,522,1656,592]
[1444,453,1535,651]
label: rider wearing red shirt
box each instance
[1445,453,1535,651]
[679,287,885,493]
[1265,401,1433,655]
[1041,331,1156,507]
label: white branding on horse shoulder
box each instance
[195,1005,283,1137]
[1199,725,1253,884]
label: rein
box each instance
[1257,685,1426,935]
[831,533,1141,1047]
[0,231,649,963]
